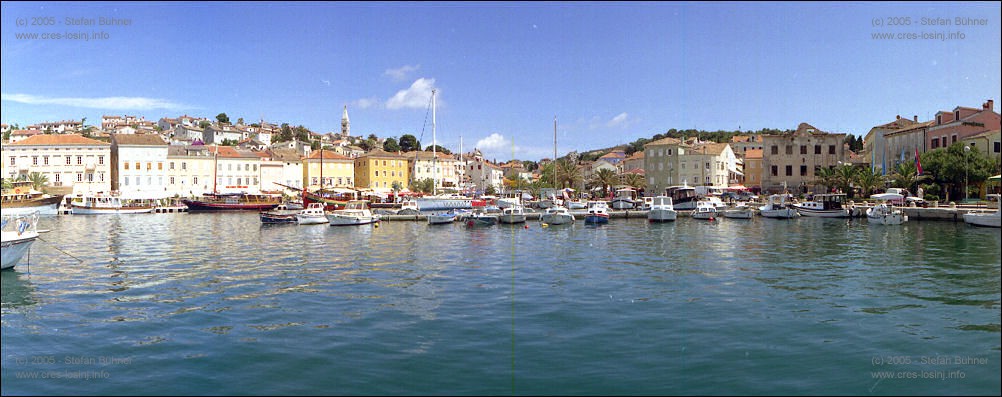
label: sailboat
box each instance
[541,116,574,225]
[181,145,281,211]
[417,89,472,213]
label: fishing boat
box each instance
[758,194,800,219]
[691,200,718,220]
[722,203,755,219]
[465,211,499,227]
[540,206,575,225]
[866,203,908,225]
[665,184,699,211]
[793,193,858,218]
[584,200,610,224]
[610,187,638,210]
[962,194,1000,228]
[498,204,527,224]
[1,180,63,216]
[183,192,281,211]
[427,210,458,225]
[397,199,421,215]
[296,203,329,225]
[70,193,156,215]
[647,196,677,222]
[2,211,40,270]
[260,209,299,224]
[327,200,380,226]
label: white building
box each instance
[110,134,170,199]
[410,151,460,190]
[2,134,112,195]
[165,145,216,197]
[269,148,305,190]
[464,150,504,193]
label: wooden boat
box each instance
[722,203,755,219]
[691,200,718,220]
[70,194,156,215]
[260,209,299,224]
[182,193,281,211]
[792,193,858,218]
[1,181,63,216]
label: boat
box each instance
[327,200,380,226]
[2,211,40,270]
[690,200,718,220]
[722,203,755,219]
[296,203,329,225]
[70,193,156,215]
[647,196,677,222]
[465,211,499,227]
[183,192,282,211]
[962,194,1001,228]
[1,180,63,216]
[793,193,858,218]
[584,200,610,224]
[415,89,474,212]
[610,187,638,210]
[427,210,458,225]
[665,185,699,211]
[397,199,421,215]
[260,209,299,224]
[640,196,654,210]
[540,206,575,225]
[866,203,908,225]
[498,205,527,224]
[759,194,800,219]
[566,199,587,210]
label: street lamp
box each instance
[964,145,971,202]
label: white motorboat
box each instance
[793,194,859,218]
[540,206,575,225]
[327,200,380,226]
[647,196,677,222]
[962,194,1000,228]
[722,203,755,219]
[427,210,458,225]
[464,211,499,227]
[565,200,587,210]
[2,211,40,270]
[691,200,718,220]
[759,194,800,219]
[610,187,638,210]
[666,185,699,211]
[70,194,156,215]
[866,203,908,225]
[498,205,527,224]
[396,199,420,215]
[296,203,329,225]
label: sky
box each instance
[2,1,1000,162]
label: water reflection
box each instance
[1,271,37,310]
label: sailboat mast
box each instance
[213,145,218,194]
[432,89,437,196]
[554,116,557,189]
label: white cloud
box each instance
[476,133,510,151]
[607,112,629,128]
[384,64,420,81]
[352,97,381,109]
[2,93,187,110]
[386,78,437,110]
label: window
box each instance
[785,165,793,176]
[815,145,822,154]
[181,162,187,170]
[77,156,83,165]
[66,156,72,165]
[77,174,83,182]
[785,145,793,155]
[951,134,957,144]
[668,149,673,156]
[32,156,38,165]
[955,110,960,121]
[931,138,939,149]
[124,176,129,186]
[125,162,130,170]
[135,162,140,170]
[158,162,163,170]
[100,174,104,182]
[705,162,710,170]
[800,145,807,155]
[994,142,1001,153]
[237,178,242,186]
[147,162,152,171]
[55,174,60,182]
[170,177,175,185]
[828,145,836,154]
[9,157,14,166]
[43,156,49,165]
[800,165,807,176]
[193,177,198,185]
[98,156,104,165]
[771,146,779,155]
[771,165,778,176]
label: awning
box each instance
[989,174,1001,182]
[726,185,749,191]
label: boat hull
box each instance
[583,214,609,224]
[962,212,1001,228]
[723,210,754,219]
[1,229,39,270]
[759,208,800,219]
[465,215,498,227]
[794,207,851,218]
[427,214,456,225]
[647,209,677,222]
[296,214,329,225]
[540,213,575,225]
[691,211,716,220]
[416,197,473,211]
[1,195,63,216]
[182,200,280,212]
[498,214,526,224]
[260,210,299,224]
[610,199,635,210]
[327,214,380,226]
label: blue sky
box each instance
[2,1,1000,161]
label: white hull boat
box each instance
[70,195,156,215]
[327,200,380,226]
[498,206,527,224]
[296,203,329,225]
[962,195,1000,228]
[427,211,458,225]
[691,200,718,220]
[2,212,40,270]
[722,204,755,219]
[540,206,575,225]
[759,194,800,219]
[793,194,857,218]
[867,203,908,225]
[647,196,677,222]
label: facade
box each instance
[268,148,305,190]
[643,136,683,195]
[676,142,740,188]
[623,151,644,172]
[960,129,1002,165]
[354,149,409,191]
[2,134,112,196]
[864,115,919,176]
[464,151,504,193]
[884,121,933,171]
[410,151,460,190]
[304,149,354,190]
[926,100,1000,151]
[110,134,170,199]
[730,135,765,158]
[760,123,848,194]
[743,148,763,191]
[203,124,245,145]
[212,146,265,194]
[165,145,216,197]
[8,129,43,143]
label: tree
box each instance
[237,117,244,125]
[921,143,995,202]
[623,173,647,191]
[833,164,859,198]
[199,120,211,129]
[887,161,930,191]
[28,172,48,191]
[410,178,434,194]
[814,166,838,193]
[277,123,293,143]
[425,145,451,155]
[591,168,618,199]
[522,160,538,172]
[554,159,581,189]
[854,168,884,198]
[399,134,421,152]
[294,125,311,142]
[383,137,401,152]
[485,184,497,196]
[216,113,230,124]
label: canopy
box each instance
[726,185,749,191]
[989,174,1001,182]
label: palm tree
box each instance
[623,173,646,191]
[591,168,618,199]
[28,172,48,191]
[554,159,581,189]
[814,166,838,193]
[888,162,930,191]
[833,164,859,197]
[854,168,884,198]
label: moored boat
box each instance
[666,185,699,211]
[540,206,575,225]
[691,200,718,220]
[647,196,677,222]
[327,200,380,226]
[465,211,499,227]
[584,201,610,224]
[498,205,527,224]
[1,181,63,216]
[70,194,156,215]
[1,211,40,270]
[962,194,1000,228]
[759,194,800,219]
[793,193,858,218]
[296,203,329,225]
[722,203,755,219]
[427,210,458,225]
[610,187,638,210]
[866,203,908,225]
[183,193,281,211]
[260,209,299,224]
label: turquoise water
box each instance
[2,213,999,395]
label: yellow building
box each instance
[303,149,354,190]
[354,149,409,191]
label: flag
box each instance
[914,148,923,176]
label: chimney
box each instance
[985,99,994,111]
[896,115,901,120]
[913,115,918,122]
